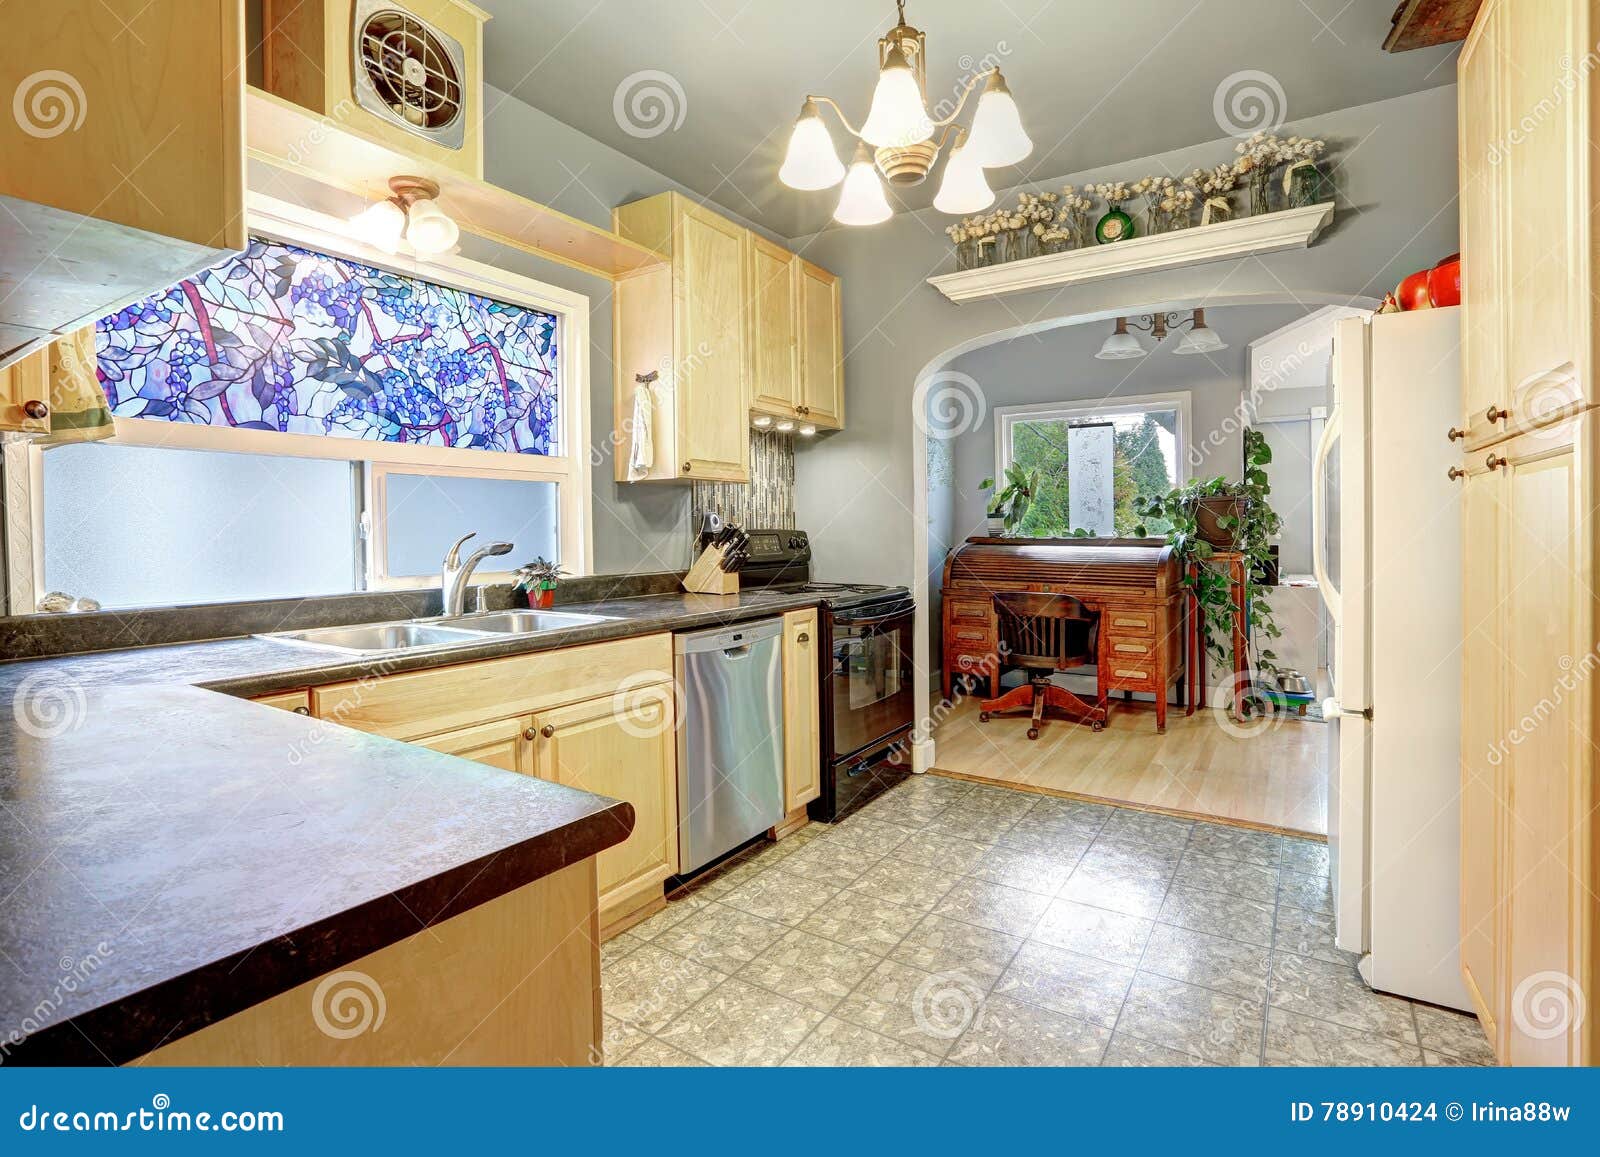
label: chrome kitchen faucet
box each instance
[441,532,513,617]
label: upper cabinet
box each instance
[0,0,246,370]
[613,192,750,482]
[612,192,846,481]
[258,0,488,180]
[795,259,844,429]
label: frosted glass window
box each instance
[43,443,357,609]
[381,473,559,579]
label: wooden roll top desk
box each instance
[941,537,1187,731]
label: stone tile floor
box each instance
[601,773,1495,1067]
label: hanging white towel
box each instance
[628,380,655,480]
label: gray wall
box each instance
[785,84,1461,596]
[470,85,782,576]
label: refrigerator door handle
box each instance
[1312,404,1343,625]
[1322,698,1372,721]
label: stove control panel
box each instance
[744,528,811,567]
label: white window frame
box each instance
[993,391,1193,535]
[10,191,593,608]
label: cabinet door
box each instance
[1501,0,1586,406]
[253,690,310,715]
[1499,429,1586,1066]
[796,259,843,429]
[415,716,533,776]
[530,685,678,909]
[0,348,51,434]
[1457,465,1506,1046]
[1458,0,1505,440]
[747,233,799,417]
[782,609,821,812]
[675,201,750,480]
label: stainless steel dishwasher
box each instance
[674,618,786,874]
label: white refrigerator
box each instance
[1316,307,1469,1011]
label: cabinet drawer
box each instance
[1104,610,1155,636]
[947,624,994,648]
[1107,638,1155,659]
[253,690,310,714]
[950,650,999,677]
[311,633,674,742]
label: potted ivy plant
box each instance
[514,557,567,609]
[1133,429,1283,712]
[979,465,1041,536]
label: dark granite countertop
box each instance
[0,588,822,1065]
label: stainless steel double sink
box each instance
[255,609,617,657]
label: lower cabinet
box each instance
[415,716,533,776]
[781,608,821,814]
[529,682,678,931]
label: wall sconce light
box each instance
[348,175,460,256]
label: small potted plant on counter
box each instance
[514,557,566,608]
[980,465,1041,536]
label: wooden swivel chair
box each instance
[978,592,1108,738]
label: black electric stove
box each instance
[728,529,917,821]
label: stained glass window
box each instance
[94,239,560,454]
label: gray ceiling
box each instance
[477,0,1458,239]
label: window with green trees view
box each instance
[994,395,1189,539]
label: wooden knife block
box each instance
[682,544,740,595]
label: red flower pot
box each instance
[527,586,555,609]
[1428,253,1462,308]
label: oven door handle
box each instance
[831,604,915,628]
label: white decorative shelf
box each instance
[926,202,1336,304]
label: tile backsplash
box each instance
[688,430,795,547]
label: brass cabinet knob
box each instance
[1447,427,1466,442]
[523,727,537,741]
[1487,405,1511,424]
[1486,453,1509,471]
[1447,466,1466,481]
[293,705,310,715]
[21,399,48,420]
[540,724,556,739]
[796,631,810,644]
[681,462,692,473]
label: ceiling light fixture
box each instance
[1098,310,1228,361]
[347,175,460,256]
[778,0,1031,226]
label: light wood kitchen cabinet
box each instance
[796,259,844,429]
[0,0,245,370]
[529,684,678,931]
[782,608,821,813]
[1456,0,1598,1066]
[613,192,750,482]
[746,232,800,418]
[0,349,52,436]
[414,715,533,776]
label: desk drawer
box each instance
[1103,610,1155,636]
[1106,638,1155,660]
[950,649,999,679]
[945,597,994,623]
[947,624,994,649]
[1105,662,1157,691]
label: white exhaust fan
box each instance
[351,0,467,150]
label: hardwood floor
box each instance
[930,694,1328,837]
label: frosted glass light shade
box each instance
[965,74,1032,168]
[405,198,460,254]
[1174,325,1227,355]
[1096,320,1146,360]
[933,139,994,214]
[833,147,893,226]
[779,104,845,190]
[859,50,934,147]
[348,199,406,253]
